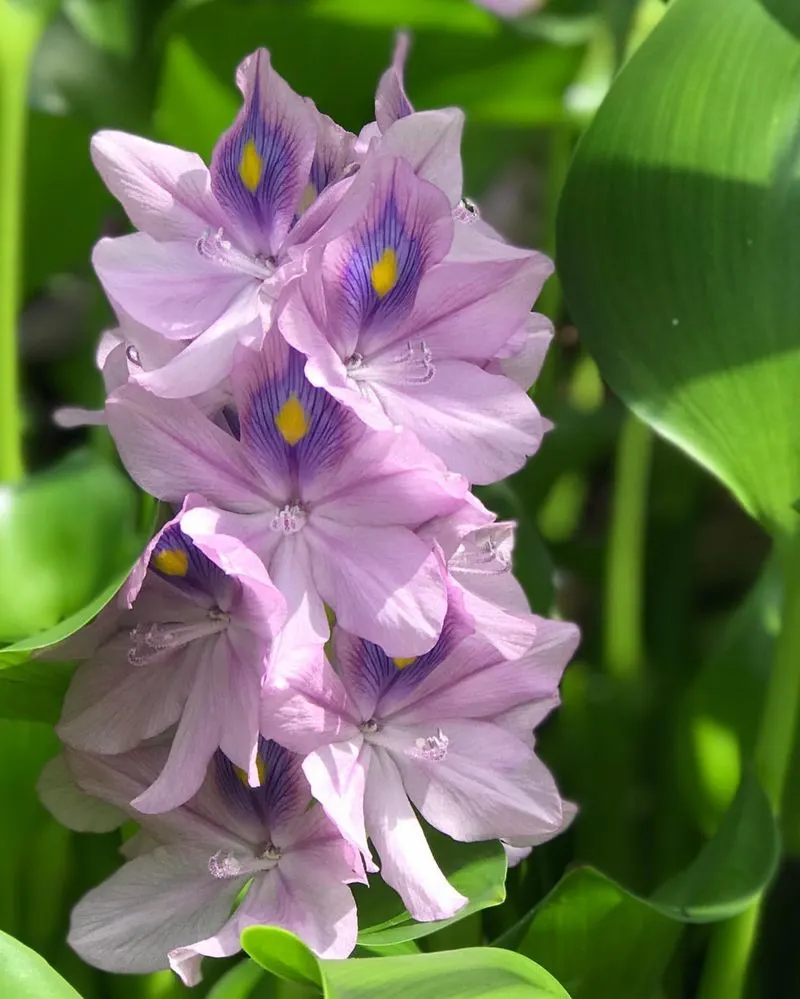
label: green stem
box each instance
[697,529,800,999]
[0,0,45,484]
[604,413,653,680]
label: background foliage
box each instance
[1,0,798,996]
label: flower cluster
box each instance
[40,39,579,984]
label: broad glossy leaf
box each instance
[207,959,275,999]
[0,451,137,644]
[355,829,506,946]
[651,770,779,920]
[557,0,800,534]
[509,867,681,999]
[0,929,82,998]
[503,772,778,997]
[243,927,571,998]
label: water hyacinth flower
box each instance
[90,49,356,398]
[56,498,285,813]
[105,334,471,655]
[280,155,552,484]
[39,740,363,982]
[263,587,579,921]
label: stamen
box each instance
[197,227,275,281]
[360,719,380,736]
[413,728,449,762]
[270,503,307,534]
[125,344,141,366]
[454,197,480,223]
[345,352,366,373]
[260,842,282,863]
[127,609,230,665]
[208,849,244,879]
[396,340,435,385]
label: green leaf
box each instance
[243,927,571,999]
[502,771,778,997]
[509,867,681,999]
[557,0,800,534]
[206,959,275,999]
[0,929,82,998]
[355,829,506,946]
[0,451,138,645]
[650,770,779,920]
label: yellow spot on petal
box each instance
[235,757,267,787]
[275,394,309,445]
[298,181,317,215]
[239,139,263,192]
[393,656,416,670]
[371,248,398,298]
[153,549,188,577]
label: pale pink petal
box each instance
[68,846,244,975]
[375,361,545,484]
[132,644,225,813]
[377,109,465,206]
[490,313,554,390]
[105,386,261,508]
[90,131,222,240]
[309,519,447,656]
[364,749,466,921]
[37,755,126,833]
[93,233,253,340]
[395,719,564,844]
[303,741,372,863]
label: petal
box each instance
[309,519,447,656]
[263,650,355,753]
[132,643,226,813]
[232,338,363,497]
[211,49,316,255]
[57,649,192,756]
[315,156,453,346]
[376,108,465,206]
[133,308,262,399]
[395,719,565,844]
[303,741,372,863]
[400,256,547,365]
[68,845,244,975]
[489,312,554,390]
[375,33,413,132]
[105,385,260,508]
[90,130,222,240]
[37,754,127,833]
[308,103,357,196]
[364,749,466,921]
[93,233,253,339]
[333,583,473,719]
[375,360,545,484]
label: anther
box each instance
[414,728,449,762]
[360,719,380,736]
[125,345,141,366]
[270,503,307,534]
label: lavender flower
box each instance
[56,499,285,813]
[262,587,578,921]
[39,740,362,982]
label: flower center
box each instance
[127,607,230,665]
[270,503,307,534]
[360,718,380,735]
[197,227,275,281]
[413,728,449,762]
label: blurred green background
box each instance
[1,0,798,996]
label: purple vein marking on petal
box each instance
[211,56,303,253]
[214,738,307,831]
[151,523,236,607]
[341,600,466,711]
[241,347,360,492]
[341,195,423,338]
